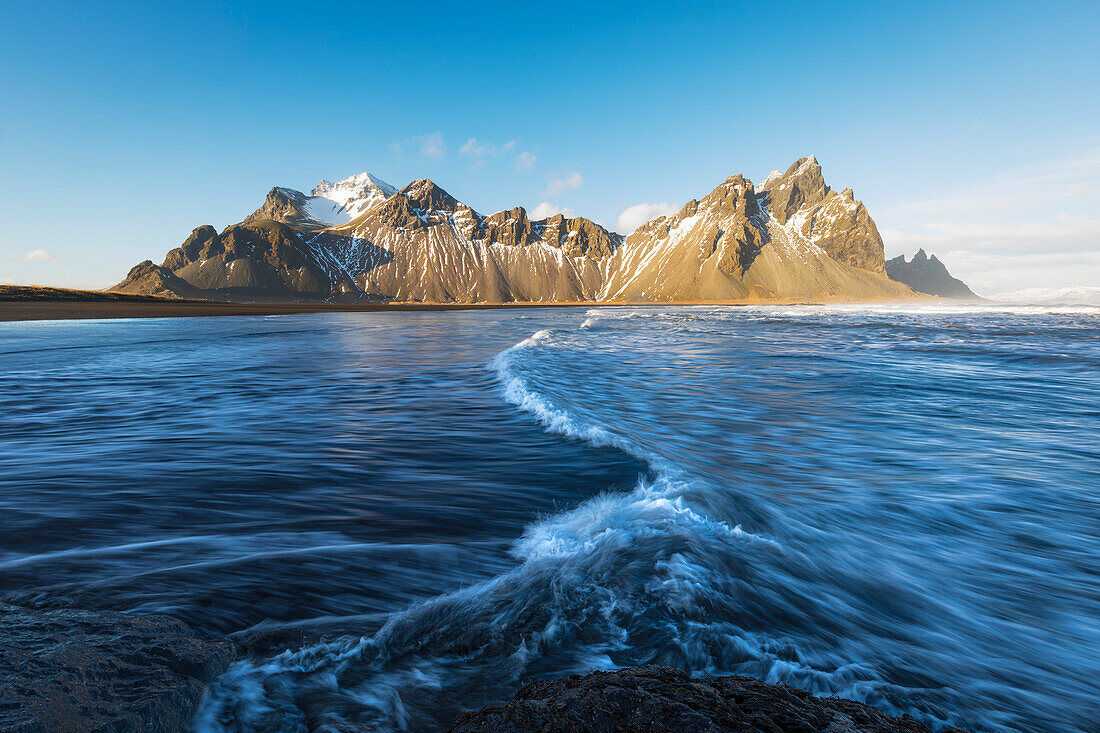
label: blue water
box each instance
[1,305,1097,732]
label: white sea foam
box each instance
[489,329,627,452]
[198,315,1042,733]
[740,302,1100,317]
[198,323,800,731]
[514,478,777,562]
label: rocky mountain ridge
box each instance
[886,249,978,299]
[113,159,967,303]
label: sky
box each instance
[1,0,1097,297]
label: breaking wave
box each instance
[189,307,1098,733]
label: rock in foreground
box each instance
[0,603,237,733]
[450,665,966,733]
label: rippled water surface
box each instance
[2,305,1098,732]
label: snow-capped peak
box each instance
[313,172,396,203]
[304,172,397,226]
[759,169,783,189]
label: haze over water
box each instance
[1,305,1097,732]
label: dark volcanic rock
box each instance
[0,603,237,733]
[449,665,965,733]
[886,249,978,299]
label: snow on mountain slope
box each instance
[240,173,397,228]
[112,160,928,303]
[307,179,614,302]
[308,173,397,225]
[757,157,886,273]
[598,175,763,301]
[598,173,910,301]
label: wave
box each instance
[196,325,799,731]
[488,328,637,457]
[194,472,814,732]
[195,321,991,732]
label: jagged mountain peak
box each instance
[312,172,396,199]
[397,179,461,213]
[760,155,830,225]
[242,187,310,227]
[309,172,395,224]
[759,169,783,189]
[685,174,760,224]
[114,158,935,304]
[491,205,530,221]
[242,172,396,229]
[794,154,819,171]
[886,250,976,299]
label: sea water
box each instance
[1,304,1097,732]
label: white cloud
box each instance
[459,137,487,157]
[419,131,445,159]
[0,276,14,284]
[545,172,584,196]
[876,148,1100,294]
[530,202,575,219]
[18,249,60,262]
[389,132,446,160]
[515,151,537,171]
[616,202,679,234]
[459,137,518,159]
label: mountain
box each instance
[885,249,978,299]
[113,159,919,303]
[759,156,887,272]
[241,173,397,229]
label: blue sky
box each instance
[1,0,1097,295]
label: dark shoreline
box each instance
[0,286,923,323]
[0,298,612,322]
[0,298,844,323]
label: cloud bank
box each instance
[616,202,678,234]
[877,148,1100,295]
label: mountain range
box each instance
[112,157,974,303]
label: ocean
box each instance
[1,304,1097,732]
